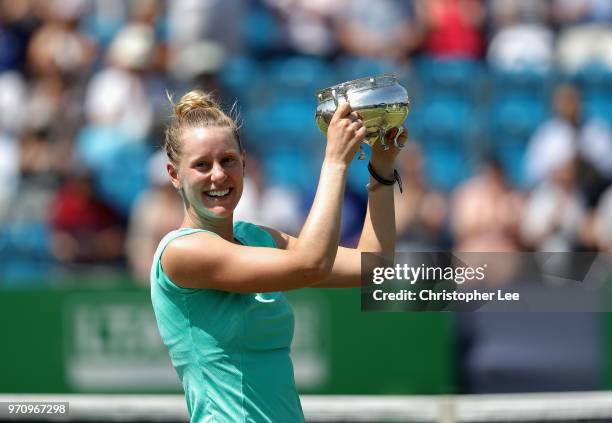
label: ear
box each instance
[167,161,181,190]
[241,151,247,173]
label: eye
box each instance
[194,161,211,170]
[222,156,238,166]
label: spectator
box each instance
[335,0,418,60]
[524,83,612,207]
[395,143,451,251]
[49,169,125,267]
[486,0,554,73]
[126,151,183,285]
[0,0,39,72]
[234,156,303,236]
[83,22,155,143]
[521,155,587,252]
[0,70,26,136]
[26,0,97,79]
[551,0,612,27]
[553,0,612,72]
[487,0,550,30]
[451,158,523,252]
[0,133,19,218]
[166,0,246,57]
[414,0,485,59]
[265,0,342,57]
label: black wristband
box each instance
[367,162,403,194]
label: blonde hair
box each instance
[164,90,242,165]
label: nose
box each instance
[210,161,227,183]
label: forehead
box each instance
[181,126,239,157]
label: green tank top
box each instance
[150,221,304,422]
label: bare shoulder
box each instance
[161,231,226,282]
[157,227,315,292]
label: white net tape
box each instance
[1,392,612,422]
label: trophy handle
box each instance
[393,126,405,149]
[379,127,389,151]
[331,89,339,108]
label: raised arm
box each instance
[356,127,406,258]
[263,128,406,289]
[162,103,366,292]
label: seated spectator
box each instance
[414,0,485,59]
[0,71,26,135]
[84,22,155,141]
[486,0,553,72]
[26,0,97,79]
[0,134,19,218]
[524,83,612,207]
[233,156,303,236]
[126,151,183,285]
[451,158,523,252]
[487,14,554,73]
[521,156,587,252]
[49,169,125,267]
[487,0,550,30]
[395,143,451,251]
[265,0,341,57]
[553,0,612,72]
[551,0,612,27]
[335,0,418,60]
[557,23,612,73]
[167,0,246,57]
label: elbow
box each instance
[300,258,333,285]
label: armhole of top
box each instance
[157,229,216,292]
[234,220,278,249]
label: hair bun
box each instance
[174,90,218,119]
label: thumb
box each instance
[331,102,352,123]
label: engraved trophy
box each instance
[315,73,410,160]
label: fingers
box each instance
[355,125,367,141]
[349,119,364,132]
[348,111,360,122]
[331,102,352,123]
[383,126,408,146]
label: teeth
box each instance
[207,189,230,197]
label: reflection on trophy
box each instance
[315,74,410,160]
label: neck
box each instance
[181,210,234,243]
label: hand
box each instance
[370,126,407,174]
[325,102,367,166]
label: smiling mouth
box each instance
[204,188,233,199]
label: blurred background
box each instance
[1,0,612,419]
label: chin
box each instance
[207,207,234,219]
[200,191,241,219]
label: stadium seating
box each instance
[0,221,56,285]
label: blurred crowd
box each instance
[1,0,612,286]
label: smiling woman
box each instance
[150,89,404,422]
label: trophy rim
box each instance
[315,73,400,100]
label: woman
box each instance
[151,90,404,422]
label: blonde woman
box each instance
[150,90,403,422]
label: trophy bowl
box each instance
[315,73,410,157]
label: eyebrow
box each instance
[189,151,240,163]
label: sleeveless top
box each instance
[150,221,305,422]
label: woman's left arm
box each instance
[262,127,406,288]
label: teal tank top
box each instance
[150,221,304,422]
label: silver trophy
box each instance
[315,73,410,160]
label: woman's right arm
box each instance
[161,102,366,293]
